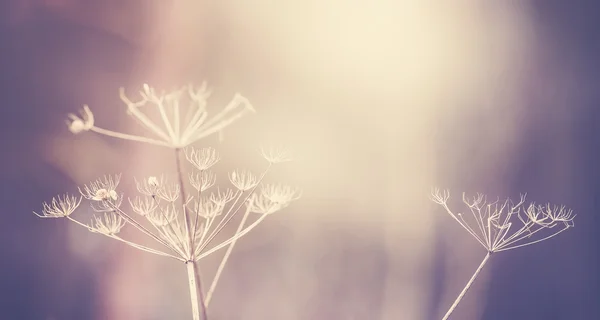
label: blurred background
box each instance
[1,0,598,319]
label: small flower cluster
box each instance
[431,189,575,252]
[35,147,299,263]
[65,83,254,148]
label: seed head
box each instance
[248,184,300,214]
[80,174,121,200]
[431,188,575,252]
[185,147,220,171]
[66,105,94,134]
[260,145,293,164]
[135,176,164,197]
[90,212,125,235]
[146,206,178,227]
[129,196,158,216]
[189,171,217,192]
[34,194,82,218]
[194,197,224,218]
[229,170,258,191]
[209,188,236,206]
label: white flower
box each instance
[92,188,118,201]
[148,176,160,187]
[66,105,94,134]
[80,174,121,201]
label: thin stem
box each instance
[110,204,179,254]
[110,235,185,261]
[90,127,170,147]
[205,203,252,306]
[150,196,188,258]
[200,165,271,253]
[157,101,177,142]
[186,261,208,320]
[176,149,209,319]
[66,216,184,261]
[191,172,205,246]
[118,88,172,142]
[442,252,492,320]
[197,212,268,260]
[496,226,570,252]
[175,149,194,258]
[441,204,486,249]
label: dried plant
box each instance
[66,82,254,148]
[431,189,575,320]
[35,84,299,320]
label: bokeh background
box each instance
[1,1,598,319]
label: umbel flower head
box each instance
[66,83,254,148]
[431,189,575,252]
[33,146,299,263]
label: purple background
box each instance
[1,1,598,319]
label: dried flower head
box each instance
[261,183,301,205]
[431,189,575,252]
[80,174,121,200]
[185,147,220,171]
[146,206,178,227]
[189,171,217,192]
[194,197,224,218]
[90,212,125,235]
[129,196,158,216]
[260,145,293,164]
[65,83,254,148]
[34,194,82,218]
[92,188,118,201]
[155,180,181,202]
[229,170,258,191]
[66,105,94,134]
[209,188,236,206]
[248,184,301,214]
[135,176,165,197]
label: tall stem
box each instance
[175,149,194,257]
[442,252,492,320]
[186,261,208,320]
[176,149,208,320]
[205,204,252,306]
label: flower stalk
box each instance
[175,147,208,319]
[186,260,208,320]
[441,251,492,320]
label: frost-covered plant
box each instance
[431,189,575,320]
[35,84,299,320]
